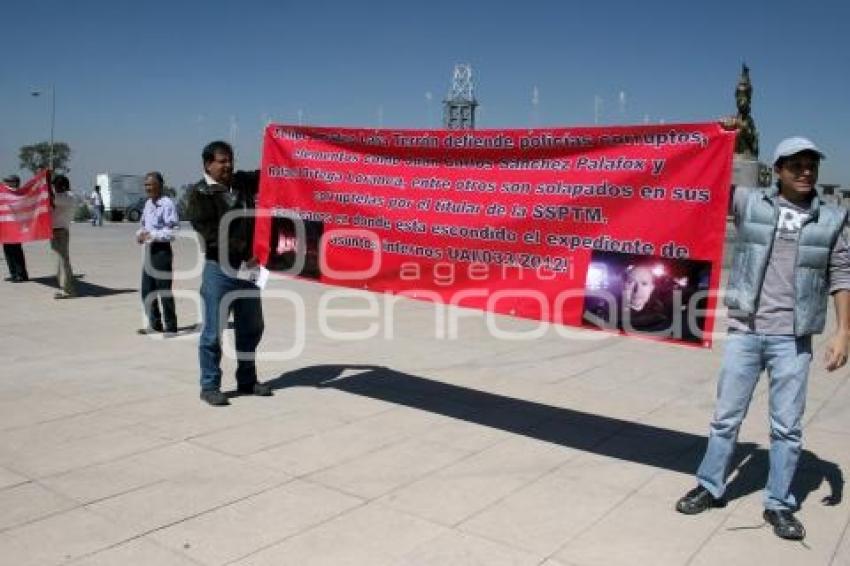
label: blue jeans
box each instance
[199,260,264,392]
[696,331,812,510]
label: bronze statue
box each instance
[735,64,759,159]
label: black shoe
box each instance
[200,390,229,406]
[763,509,805,540]
[675,485,726,515]
[236,382,273,396]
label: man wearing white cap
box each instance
[676,136,850,541]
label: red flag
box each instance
[0,171,52,243]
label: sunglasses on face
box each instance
[783,159,819,175]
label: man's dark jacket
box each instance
[187,170,260,270]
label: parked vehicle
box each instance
[125,197,146,223]
[95,173,145,221]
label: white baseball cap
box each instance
[772,137,825,165]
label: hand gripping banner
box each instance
[0,171,52,244]
[255,123,735,346]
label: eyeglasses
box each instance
[783,159,819,175]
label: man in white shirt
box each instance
[136,171,179,334]
[90,186,104,226]
[50,174,77,299]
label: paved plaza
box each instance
[1,221,849,565]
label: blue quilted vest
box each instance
[724,186,847,336]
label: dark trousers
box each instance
[3,243,28,280]
[141,242,176,331]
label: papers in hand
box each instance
[236,262,269,289]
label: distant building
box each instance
[443,64,477,130]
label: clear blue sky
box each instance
[2,0,849,192]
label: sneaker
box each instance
[675,485,726,515]
[137,326,163,335]
[237,382,273,396]
[54,291,76,299]
[200,390,229,406]
[137,321,164,335]
[763,509,805,541]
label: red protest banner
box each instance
[0,171,52,244]
[255,123,735,346]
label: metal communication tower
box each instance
[443,64,477,129]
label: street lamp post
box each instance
[31,85,55,170]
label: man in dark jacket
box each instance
[188,140,272,406]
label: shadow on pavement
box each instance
[30,275,136,297]
[267,364,843,507]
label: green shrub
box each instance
[74,204,91,222]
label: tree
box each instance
[19,142,71,174]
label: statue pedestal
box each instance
[732,156,761,187]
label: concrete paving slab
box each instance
[379,436,573,527]
[40,442,251,504]
[458,466,633,556]
[84,456,290,536]
[0,424,169,479]
[0,507,139,566]
[0,393,93,431]
[690,498,850,566]
[229,502,447,566]
[0,465,27,490]
[553,492,727,566]
[189,410,347,457]
[97,391,284,441]
[399,530,543,565]
[416,416,513,453]
[71,538,201,566]
[150,478,363,565]
[833,526,850,566]
[307,437,470,499]
[247,416,416,478]
[0,482,78,531]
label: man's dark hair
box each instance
[146,171,164,186]
[202,140,234,165]
[53,174,70,190]
[94,185,101,191]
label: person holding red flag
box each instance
[2,174,31,282]
[1,171,55,283]
[676,135,850,541]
